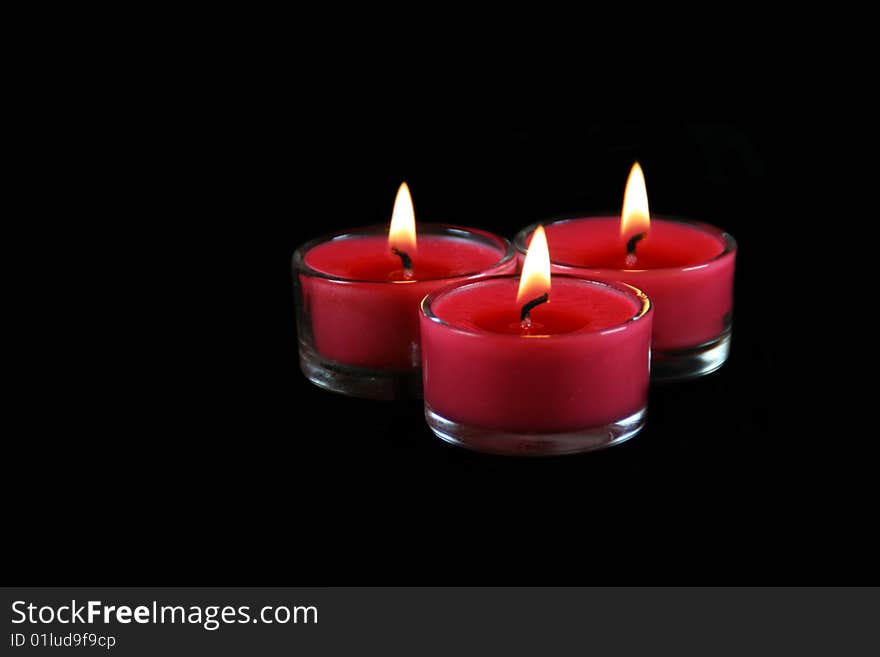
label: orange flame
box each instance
[517,225,551,304]
[388,182,417,254]
[620,162,650,240]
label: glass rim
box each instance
[513,215,737,274]
[292,223,516,284]
[421,274,652,340]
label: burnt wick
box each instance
[626,232,646,256]
[520,292,549,323]
[391,247,413,278]
[625,232,646,267]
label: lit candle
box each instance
[293,182,516,399]
[420,226,653,456]
[513,163,737,381]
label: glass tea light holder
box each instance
[293,183,516,400]
[513,163,737,382]
[420,226,653,456]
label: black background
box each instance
[8,60,873,586]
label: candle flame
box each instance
[517,225,551,304]
[621,162,650,240]
[388,182,417,254]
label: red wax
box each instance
[420,277,652,433]
[298,226,515,371]
[516,217,736,350]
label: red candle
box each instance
[513,163,736,381]
[293,183,515,399]
[420,227,652,456]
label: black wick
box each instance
[520,293,549,322]
[391,247,413,271]
[626,232,646,256]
